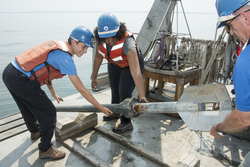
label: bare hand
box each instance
[210,124,225,138]
[139,96,148,103]
[54,95,64,104]
[91,78,97,90]
[101,107,113,115]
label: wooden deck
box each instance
[0,85,249,167]
[0,113,27,142]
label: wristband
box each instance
[215,124,227,137]
[91,75,97,79]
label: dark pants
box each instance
[2,63,56,152]
[108,55,144,124]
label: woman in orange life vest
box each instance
[2,26,112,160]
[91,13,148,134]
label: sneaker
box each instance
[112,122,133,134]
[103,113,121,121]
[39,145,66,160]
[31,131,40,140]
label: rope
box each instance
[147,34,228,85]
[153,33,167,64]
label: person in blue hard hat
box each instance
[91,13,148,134]
[2,26,113,160]
[211,0,250,166]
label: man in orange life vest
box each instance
[91,13,147,134]
[2,26,113,160]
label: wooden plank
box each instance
[143,70,177,83]
[55,113,98,141]
[143,68,201,86]
[143,76,150,95]
[174,84,184,101]
[158,80,165,89]
[57,138,112,167]
[177,154,200,167]
[190,78,199,86]
[0,119,25,133]
[94,126,176,167]
[0,113,22,126]
[0,124,27,142]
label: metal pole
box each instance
[180,0,193,44]
[55,98,200,117]
[133,101,178,114]
[176,0,179,70]
[145,1,173,60]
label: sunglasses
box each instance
[225,9,250,30]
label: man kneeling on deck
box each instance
[2,26,113,160]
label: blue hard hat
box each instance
[70,26,94,48]
[97,13,120,38]
[215,0,250,28]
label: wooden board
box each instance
[57,138,112,167]
[0,112,27,142]
[177,154,200,167]
[0,119,25,133]
[0,113,22,126]
[0,124,27,141]
[94,126,176,167]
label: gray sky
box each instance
[0,0,220,40]
[0,0,218,14]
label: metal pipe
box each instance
[133,101,178,114]
[56,98,133,118]
[56,98,200,118]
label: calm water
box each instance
[0,11,219,118]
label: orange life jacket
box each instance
[98,31,135,68]
[15,40,74,85]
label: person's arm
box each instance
[126,47,147,102]
[46,81,63,104]
[210,108,250,138]
[91,47,104,89]
[68,75,112,115]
